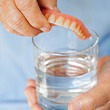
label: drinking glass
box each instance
[32,26,98,110]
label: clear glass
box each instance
[32,26,98,110]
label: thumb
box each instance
[38,0,59,11]
[68,84,109,110]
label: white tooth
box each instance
[70,22,77,30]
[78,30,82,34]
[55,17,64,26]
[63,19,70,28]
[75,25,80,33]
[48,14,55,23]
[78,30,83,36]
[77,25,80,32]
[74,25,81,34]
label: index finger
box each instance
[15,0,50,31]
[25,86,43,110]
[25,86,37,107]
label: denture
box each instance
[42,9,91,40]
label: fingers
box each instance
[25,79,42,110]
[97,56,110,77]
[0,0,41,36]
[25,80,37,107]
[38,0,58,10]
[27,79,36,87]
[25,86,37,107]
[68,85,109,110]
[96,101,110,110]
[15,0,51,31]
[0,17,23,36]
[0,0,58,36]
[68,56,110,110]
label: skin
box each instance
[25,56,110,110]
[0,0,58,36]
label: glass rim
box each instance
[32,29,98,56]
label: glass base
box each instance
[39,96,68,110]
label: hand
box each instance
[25,56,110,110]
[0,0,58,36]
[68,56,110,110]
[25,79,42,110]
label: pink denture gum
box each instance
[42,9,91,40]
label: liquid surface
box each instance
[35,54,97,110]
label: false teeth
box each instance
[69,22,77,30]
[63,19,71,28]
[48,14,55,24]
[55,17,64,26]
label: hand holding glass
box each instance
[32,27,98,110]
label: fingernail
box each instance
[40,27,50,32]
[70,101,81,110]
